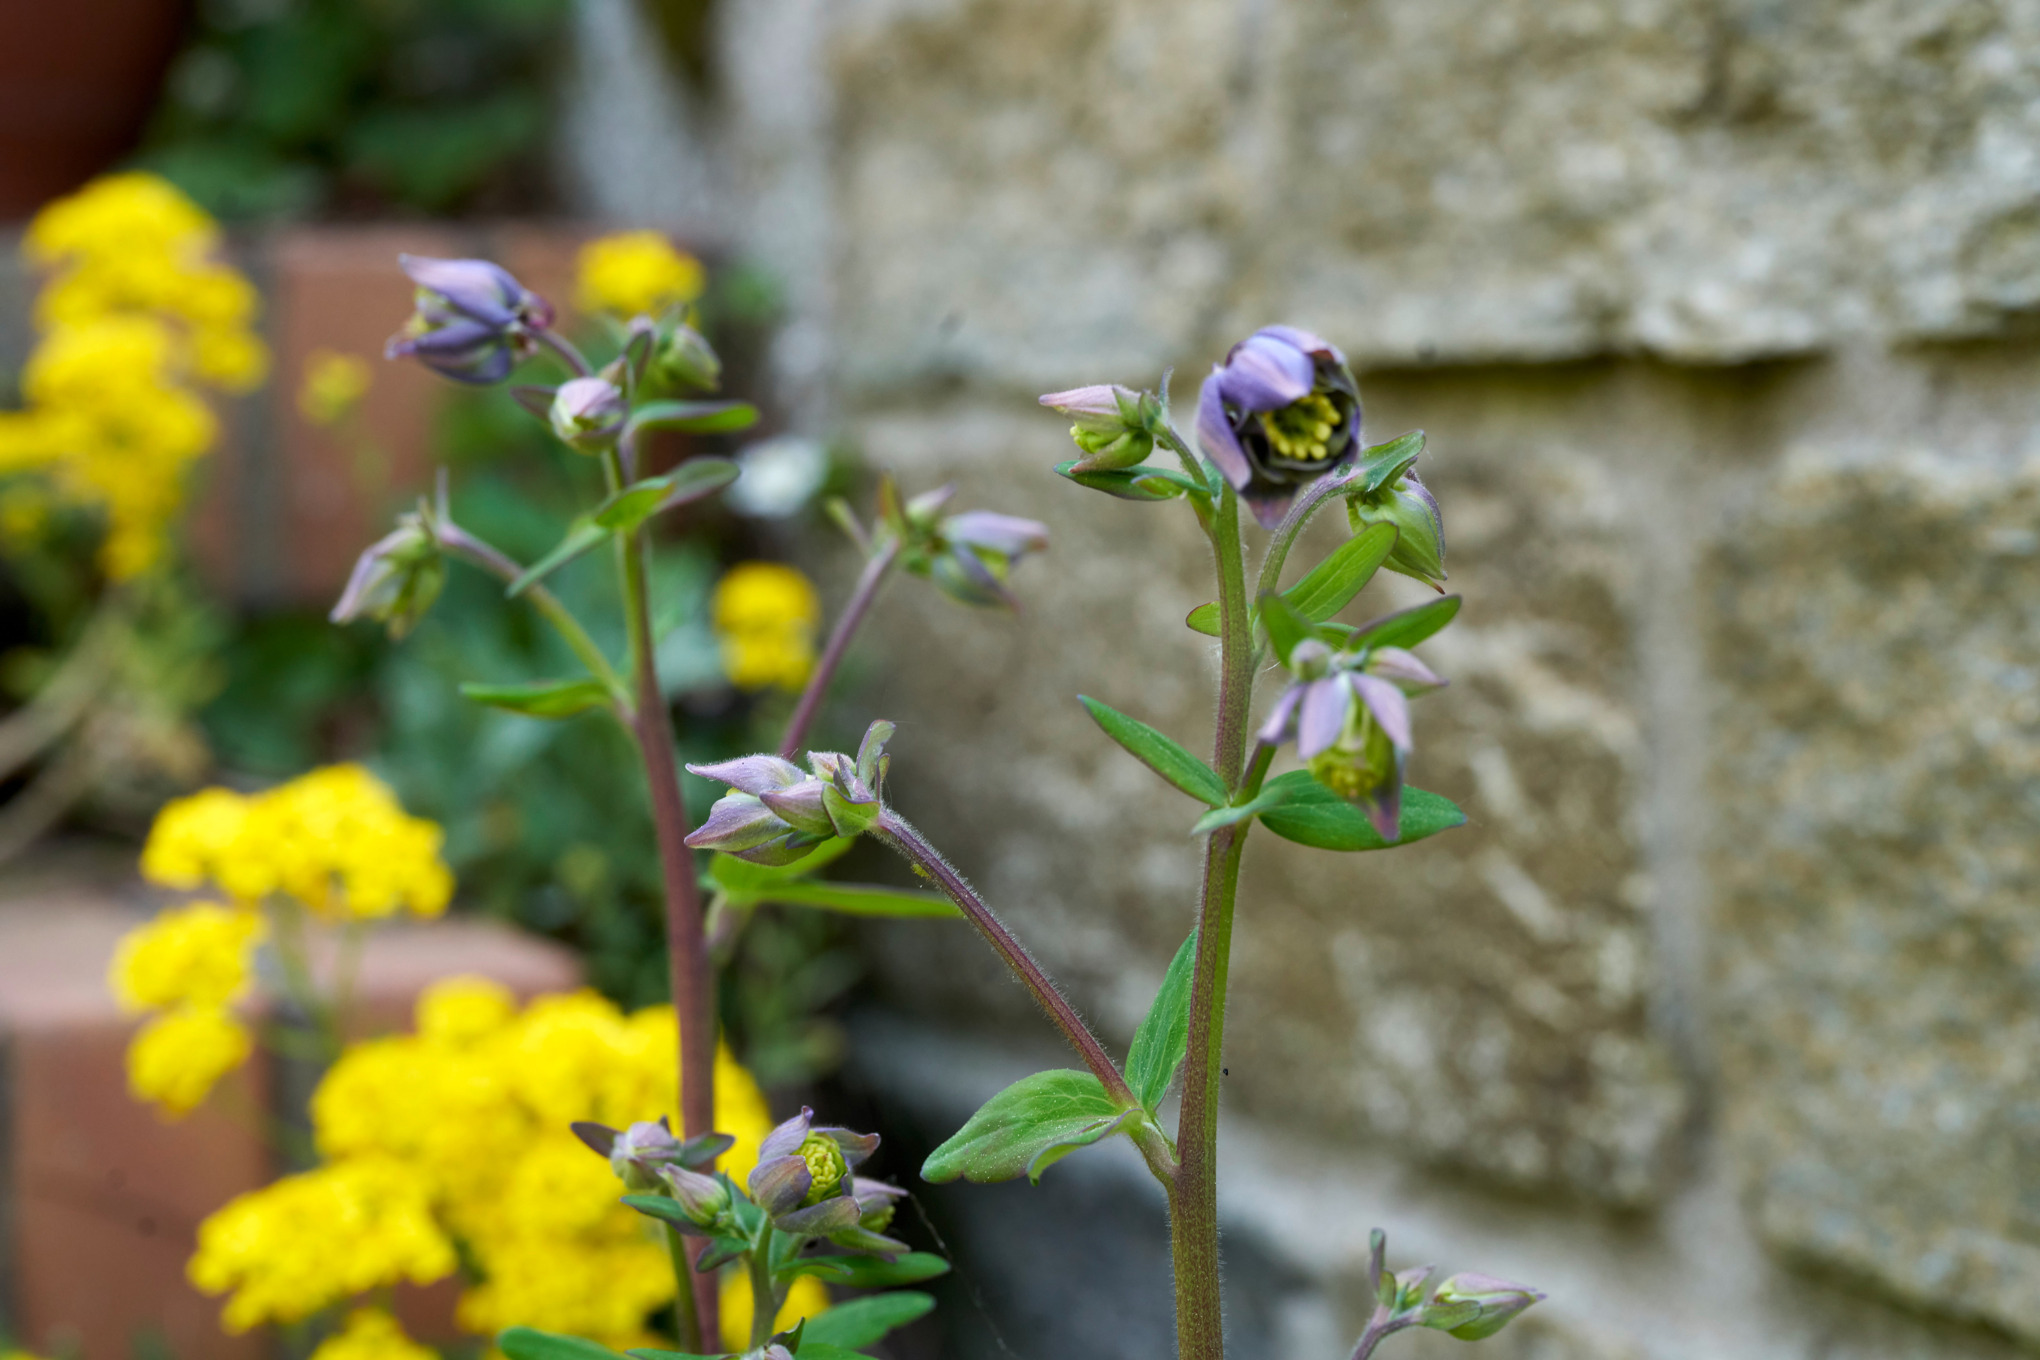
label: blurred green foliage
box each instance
[136,0,570,219]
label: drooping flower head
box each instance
[685,722,895,864]
[385,255,554,385]
[878,477,1049,610]
[1197,326,1362,528]
[1260,636,1445,843]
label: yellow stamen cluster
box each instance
[714,561,822,693]
[0,173,268,578]
[140,765,453,921]
[798,1132,849,1204]
[1259,390,1343,463]
[575,230,706,319]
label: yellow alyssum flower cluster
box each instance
[107,901,266,1117]
[576,231,706,319]
[192,978,824,1350]
[713,562,821,693]
[142,765,453,921]
[0,173,269,578]
[308,1308,438,1360]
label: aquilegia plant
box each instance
[355,253,1543,1360]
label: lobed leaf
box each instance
[1256,772,1466,852]
[1125,929,1198,1111]
[922,1070,1137,1185]
[1079,696,1228,807]
[460,678,613,718]
[798,1292,936,1350]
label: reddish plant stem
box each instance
[779,540,900,760]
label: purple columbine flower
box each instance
[746,1106,881,1236]
[330,506,444,640]
[877,477,1050,610]
[571,1116,734,1191]
[549,376,627,453]
[1260,640,1445,842]
[1197,326,1362,528]
[384,254,554,385]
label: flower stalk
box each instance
[779,538,901,759]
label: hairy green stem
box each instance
[748,1233,778,1349]
[872,811,1136,1107]
[779,540,900,760]
[1253,467,1359,602]
[663,1224,704,1354]
[1171,483,1257,1360]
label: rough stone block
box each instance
[1710,448,2040,1340]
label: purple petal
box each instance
[760,781,837,837]
[943,511,1048,557]
[759,1108,813,1163]
[772,1196,864,1237]
[686,754,806,795]
[398,255,520,324]
[1257,686,1303,746]
[1363,758,1404,843]
[1039,384,1132,429]
[946,546,1018,609]
[683,794,789,852]
[1252,325,1343,366]
[1366,647,1445,692]
[851,1176,907,1211]
[570,1121,619,1157]
[1196,369,1253,490]
[1217,333,1313,411]
[817,1127,881,1169]
[748,1154,812,1216]
[1297,677,1353,759]
[1353,674,1413,750]
[1243,484,1297,530]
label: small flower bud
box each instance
[385,255,553,385]
[549,376,627,453]
[1039,384,1160,472]
[656,1163,734,1230]
[330,511,444,640]
[759,779,838,839]
[1348,471,1446,592]
[649,322,721,393]
[1421,1272,1545,1341]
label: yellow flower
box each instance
[127,1005,252,1117]
[308,1309,436,1360]
[109,901,265,1012]
[713,562,821,692]
[300,350,373,427]
[576,231,705,318]
[721,1272,831,1354]
[416,974,516,1045]
[190,1158,457,1332]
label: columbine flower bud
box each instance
[572,1117,735,1191]
[656,1163,734,1232]
[876,475,1051,611]
[649,321,721,393]
[684,754,833,865]
[1039,384,1160,472]
[549,376,627,453]
[746,1107,880,1236]
[1420,1273,1545,1341]
[1348,469,1446,591]
[330,509,444,640]
[1197,326,1362,528]
[384,254,553,385]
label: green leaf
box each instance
[592,459,741,535]
[799,1292,936,1350]
[460,678,613,718]
[500,1329,632,1360]
[617,1193,694,1227]
[706,839,855,894]
[747,879,959,919]
[1257,591,1318,667]
[1354,429,1425,493]
[815,1252,951,1289]
[922,1070,1137,1185]
[1256,771,1466,851]
[628,400,760,435]
[1125,930,1197,1111]
[1283,522,1397,622]
[694,1237,748,1273]
[793,1347,875,1360]
[1079,696,1227,807]
[508,518,610,597]
[1185,601,1220,636]
[1054,460,1202,502]
[626,1351,727,1360]
[1323,595,1462,653]
[1187,783,1291,836]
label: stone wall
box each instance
[697,1,2040,1356]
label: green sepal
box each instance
[460,678,613,718]
[1353,429,1425,494]
[499,1329,633,1360]
[811,1252,951,1289]
[1078,696,1228,807]
[592,459,740,536]
[626,400,759,436]
[508,518,610,597]
[1125,929,1198,1111]
[922,1070,1139,1185]
[1257,771,1466,851]
[1283,522,1397,622]
[1419,1301,1486,1334]
[617,1192,693,1227]
[693,1237,749,1273]
[799,1292,937,1350]
[1318,595,1461,653]
[1188,783,1291,836]
[1053,460,1204,502]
